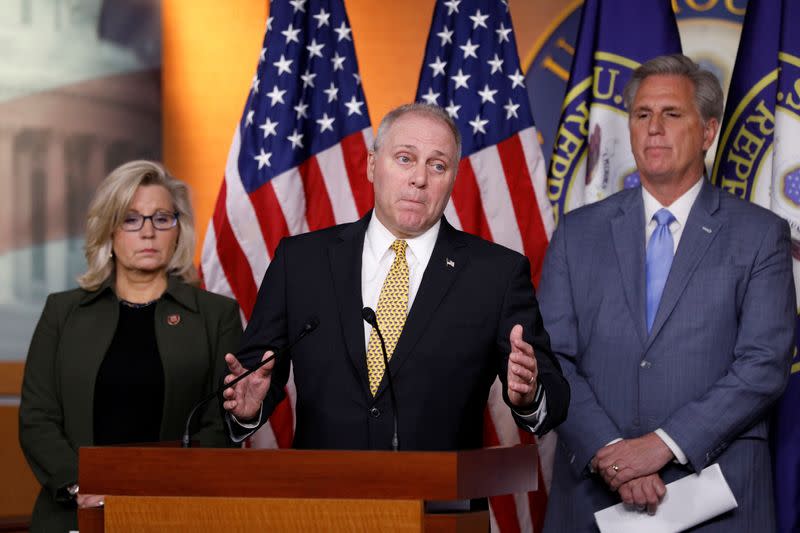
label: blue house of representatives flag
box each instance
[712,2,800,531]
[548,0,681,222]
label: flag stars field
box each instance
[444,0,460,15]
[316,113,335,132]
[333,21,351,41]
[437,26,454,45]
[487,54,503,74]
[422,87,440,105]
[344,95,364,115]
[254,149,272,169]
[266,86,286,106]
[459,39,479,59]
[469,9,489,29]
[273,54,293,75]
[429,56,447,77]
[496,22,511,43]
[259,117,278,138]
[451,69,470,89]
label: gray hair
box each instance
[373,103,462,163]
[78,160,198,291]
[622,54,723,124]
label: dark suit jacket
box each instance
[236,213,569,450]
[19,277,241,533]
[539,181,795,532]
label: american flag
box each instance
[201,0,373,447]
[415,1,555,531]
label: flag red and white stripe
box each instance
[201,0,374,447]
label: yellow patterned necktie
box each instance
[366,239,409,396]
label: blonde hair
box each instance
[78,160,198,290]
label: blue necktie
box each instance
[646,208,675,332]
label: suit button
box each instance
[369,407,381,418]
[640,360,652,368]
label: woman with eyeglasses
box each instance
[19,160,241,532]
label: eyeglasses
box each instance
[120,211,180,232]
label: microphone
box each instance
[361,307,399,451]
[181,318,319,448]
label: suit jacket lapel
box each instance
[376,218,467,397]
[155,279,202,437]
[611,190,648,346]
[329,213,372,395]
[646,180,722,349]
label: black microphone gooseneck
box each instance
[361,307,399,451]
[181,318,319,448]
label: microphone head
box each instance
[361,307,377,326]
[305,317,320,332]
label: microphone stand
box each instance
[362,307,399,451]
[181,319,318,448]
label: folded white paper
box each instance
[594,463,738,533]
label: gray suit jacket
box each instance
[539,181,794,532]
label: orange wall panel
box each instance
[162,1,268,261]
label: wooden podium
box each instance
[78,444,537,532]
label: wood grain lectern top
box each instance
[78,444,538,532]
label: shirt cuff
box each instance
[513,389,547,432]
[655,428,688,465]
[231,404,264,429]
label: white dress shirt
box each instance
[642,177,703,255]
[361,215,440,348]
[364,214,547,429]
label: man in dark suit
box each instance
[221,103,569,450]
[540,54,795,532]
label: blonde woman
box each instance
[19,160,241,532]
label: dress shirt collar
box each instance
[364,213,440,266]
[642,177,704,229]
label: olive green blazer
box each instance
[18,277,241,532]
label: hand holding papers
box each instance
[594,464,738,533]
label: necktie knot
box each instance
[653,208,675,228]
[391,239,407,258]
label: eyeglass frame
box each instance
[119,211,180,232]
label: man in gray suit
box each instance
[540,54,795,532]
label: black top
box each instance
[93,301,165,445]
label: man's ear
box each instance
[702,117,720,151]
[367,150,376,183]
